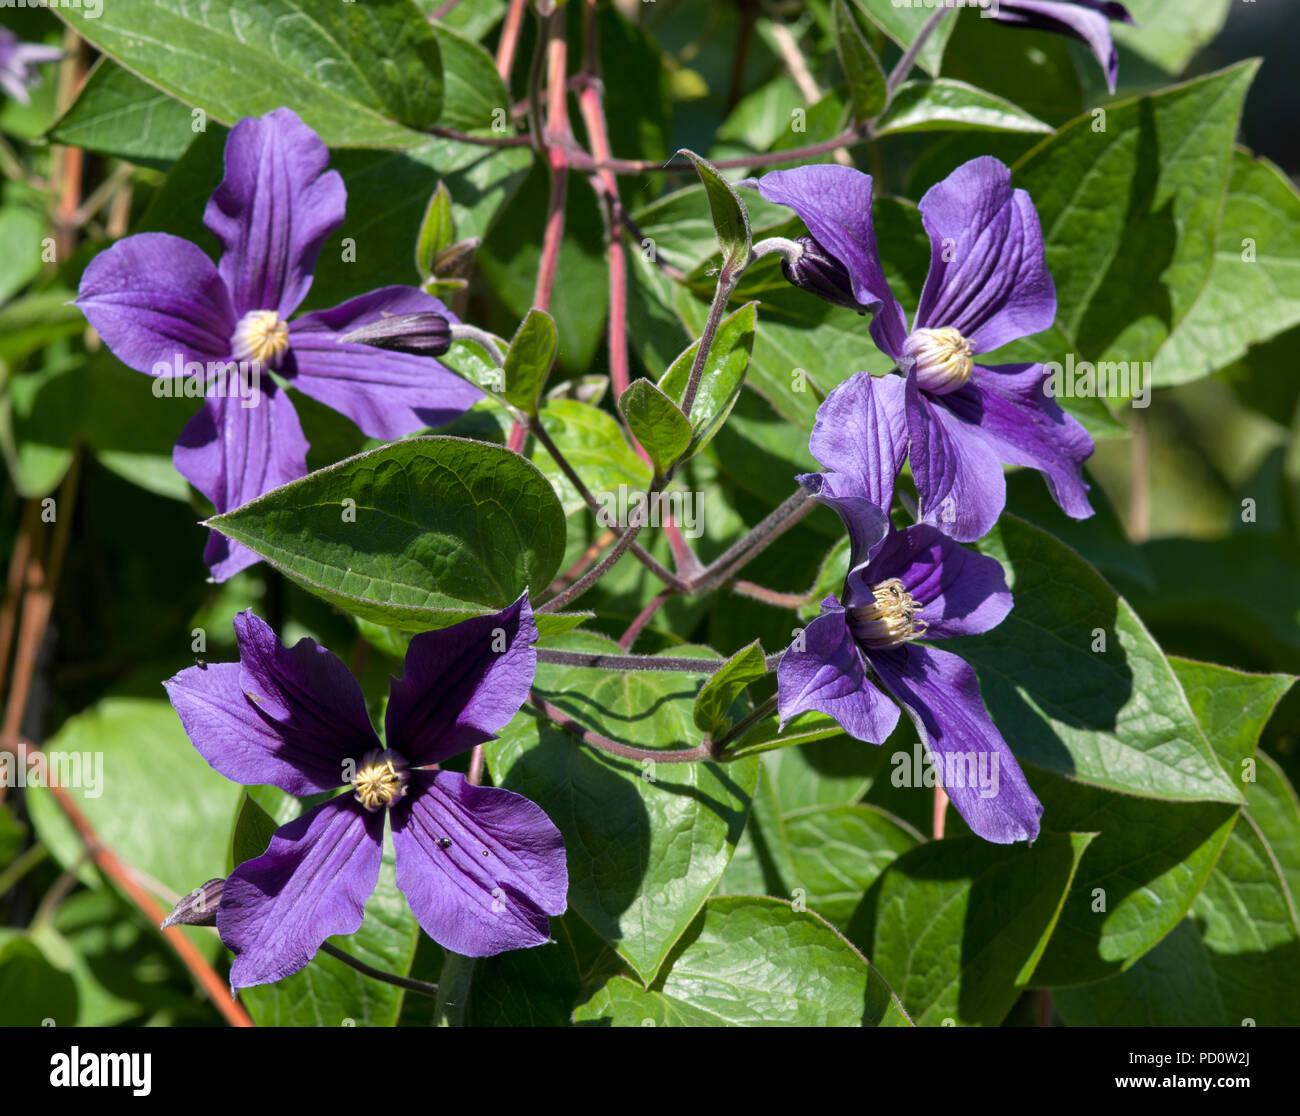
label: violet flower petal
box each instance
[777,601,900,742]
[914,157,1056,354]
[232,610,381,779]
[990,1,1132,93]
[797,472,892,572]
[849,524,1012,640]
[905,376,1006,543]
[870,644,1042,844]
[391,770,567,957]
[76,233,237,373]
[386,594,538,768]
[753,164,908,357]
[172,383,310,582]
[204,107,345,318]
[808,371,909,514]
[970,363,1095,520]
[286,286,481,440]
[165,662,357,797]
[218,795,384,990]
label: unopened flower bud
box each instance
[339,312,452,357]
[780,236,864,312]
[161,878,225,929]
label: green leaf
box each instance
[1030,659,1292,988]
[854,0,955,78]
[833,0,887,123]
[55,0,445,148]
[208,436,567,632]
[414,181,456,281]
[503,309,558,416]
[48,59,194,164]
[1009,63,1257,392]
[657,302,756,458]
[874,79,1053,137]
[618,379,692,478]
[0,205,45,304]
[1150,150,1300,388]
[529,400,652,517]
[872,834,1093,1026]
[425,18,508,133]
[1112,0,1233,76]
[0,938,79,1027]
[1055,753,1300,1026]
[485,633,759,983]
[951,516,1242,804]
[24,698,241,960]
[784,805,921,930]
[574,897,911,1026]
[693,639,766,737]
[677,149,752,275]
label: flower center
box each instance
[847,578,927,650]
[903,327,973,395]
[232,309,291,369]
[351,748,409,812]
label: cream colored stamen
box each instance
[903,327,974,395]
[232,309,291,368]
[351,749,409,812]
[848,578,927,650]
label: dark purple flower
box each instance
[0,28,61,105]
[778,398,1041,844]
[164,595,567,990]
[77,108,481,581]
[988,1,1134,93]
[756,158,1093,542]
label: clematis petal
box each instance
[990,1,1132,93]
[285,286,480,440]
[386,594,538,768]
[809,372,909,514]
[797,472,892,572]
[204,108,345,318]
[172,382,309,581]
[905,377,1006,543]
[218,796,384,990]
[777,601,900,742]
[76,233,237,373]
[392,770,567,957]
[970,363,1094,520]
[165,662,362,798]
[232,610,381,777]
[913,157,1056,353]
[753,164,908,357]
[850,523,1012,640]
[871,644,1042,844]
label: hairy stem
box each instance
[530,693,712,764]
[711,693,780,757]
[535,647,783,675]
[886,6,953,96]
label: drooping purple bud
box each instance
[780,235,865,312]
[161,878,225,929]
[338,312,452,357]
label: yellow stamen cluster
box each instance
[351,749,409,812]
[232,309,291,368]
[904,327,974,395]
[849,578,927,650]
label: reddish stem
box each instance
[495,0,527,80]
[618,590,672,650]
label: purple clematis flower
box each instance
[987,1,1134,93]
[756,157,1093,543]
[777,375,1042,844]
[0,28,61,105]
[77,107,481,581]
[164,595,567,990]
